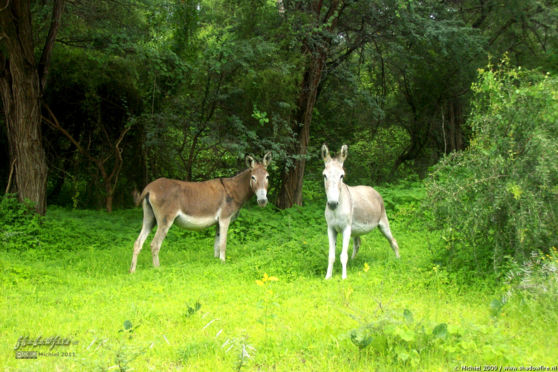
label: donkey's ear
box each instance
[321,144,331,163]
[246,155,255,169]
[338,144,348,163]
[262,152,272,168]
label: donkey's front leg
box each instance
[325,226,338,280]
[218,217,231,261]
[340,226,352,279]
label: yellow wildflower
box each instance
[256,273,278,286]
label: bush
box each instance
[0,194,41,250]
[426,62,558,274]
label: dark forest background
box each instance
[1,0,557,212]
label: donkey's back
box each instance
[141,177,225,218]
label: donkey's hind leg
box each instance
[214,224,220,258]
[150,219,173,268]
[351,236,361,260]
[217,217,232,261]
[130,199,155,273]
[378,213,400,258]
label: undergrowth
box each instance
[1,182,556,370]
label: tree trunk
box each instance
[0,83,48,214]
[276,52,326,208]
[447,100,464,152]
[105,181,113,213]
[0,2,48,214]
[1,0,64,215]
[275,0,340,209]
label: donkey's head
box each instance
[321,144,348,210]
[246,152,272,207]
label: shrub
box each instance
[426,62,558,274]
[0,194,41,250]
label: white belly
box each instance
[175,212,217,230]
[326,208,378,236]
[351,219,378,236]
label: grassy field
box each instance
[1,182,557,371]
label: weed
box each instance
[184,301,202,318]
[222,334,255,372]
[78,320,147,371]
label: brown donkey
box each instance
[321,145,399,279]
[129,152,272,272]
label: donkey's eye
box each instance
[323,174,327,180]
[266,175,269,179]
[251,176,256,181]
[340,174,344,179]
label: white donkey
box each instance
[321,144,399,279]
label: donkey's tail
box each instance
[132,188,147,207]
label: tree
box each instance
[276,0,348,208]
[138,0,298,187]
[0,0,64,214]
[275,0,405,208]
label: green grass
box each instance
[1,183,557,371]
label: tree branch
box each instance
[38,0,64,92]
[42,103,98,166]
[108,125,130,182]
[322,0,342,27]
[0,0,9,12]
[5,158,16,194]
[488,19,516,46]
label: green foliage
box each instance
[184,301,202,318]
[1,183,557,369]
[221,333,255,372]
[131,0,299,186]
[346,306,512,368]
[24,0,557,211]
[458,0,558,73]
[79,320,147,372]
[10,0,558,211]
[0,194,41,250]
[427,63,558,275]
[345,127,411,184]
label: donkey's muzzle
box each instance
[257,198,268,207]
[327,201,338,210]
[256,189,268,207]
